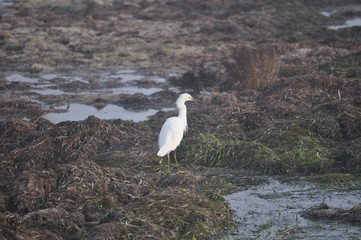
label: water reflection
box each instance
[4,70,171,122]
[43,103,159,123]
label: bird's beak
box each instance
[189,96,200,102]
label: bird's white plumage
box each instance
[157,93,193,158]
[157,117,185,156]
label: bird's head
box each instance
[176,93,194,105]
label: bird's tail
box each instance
[157,148,168,157]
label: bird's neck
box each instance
[177,102,188,129]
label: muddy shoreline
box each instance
[1,0,361,239]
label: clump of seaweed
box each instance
[301,203,361,226]
[294,101,361,140]
[222,44,280,91]
[331,138,361,173]
[0,102,235,240]
[127,187,233,239]
[0,101,44,121]
[0,116,126,173]
[169,61,225,93]
[320,51,361,78]
[180,90,361,175]
[180,129,333,175]
[169,44,280,92]
[279,65,317,78]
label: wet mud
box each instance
[223,176,361,239]
[1,0,361,239]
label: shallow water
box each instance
[3,71,169,123]
[43,103,159,123]
[320,10,336,17]
[31,84,162,96]
[6,73,39,83]
[224,178,361,239]
[100,70,145,82]
[0,0,15,8]
[328,18,361,30]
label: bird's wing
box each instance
[157,117,184,156]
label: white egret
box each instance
[157,93,194,167]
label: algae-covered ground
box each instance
[1,0,361,239]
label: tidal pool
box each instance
[328,18,361,30]
[320,10,336,17]
[224,178,361,239]
[4,70,170,122]
[6,73,39,83]
[43,103,159,123]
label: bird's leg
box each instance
[174,150,178,166]
[167,153,170,168]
